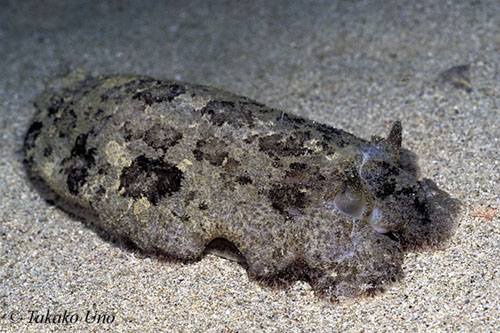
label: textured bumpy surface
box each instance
[24,70,462,302]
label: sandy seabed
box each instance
[1,1,498,332]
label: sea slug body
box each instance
[24,70,462,302]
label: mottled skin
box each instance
[24,70,462,302]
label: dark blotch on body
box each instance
[46,96,65,116]
[268,184,307,216]
[43,146,52,157]
[99,78,157,102]
[200,100,254,128]
[132,83,186,105]
[192,138,229,166]
[236,176,253,185]
[119,155,183,205]
[267,162,326,217]
[363,161,400,198]
[258,132,311,158]
[62,133,97,195]
[120,122,183,151]
[24,121,43,152]
[143,124,183,150]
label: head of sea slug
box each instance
[358,121,462,251]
